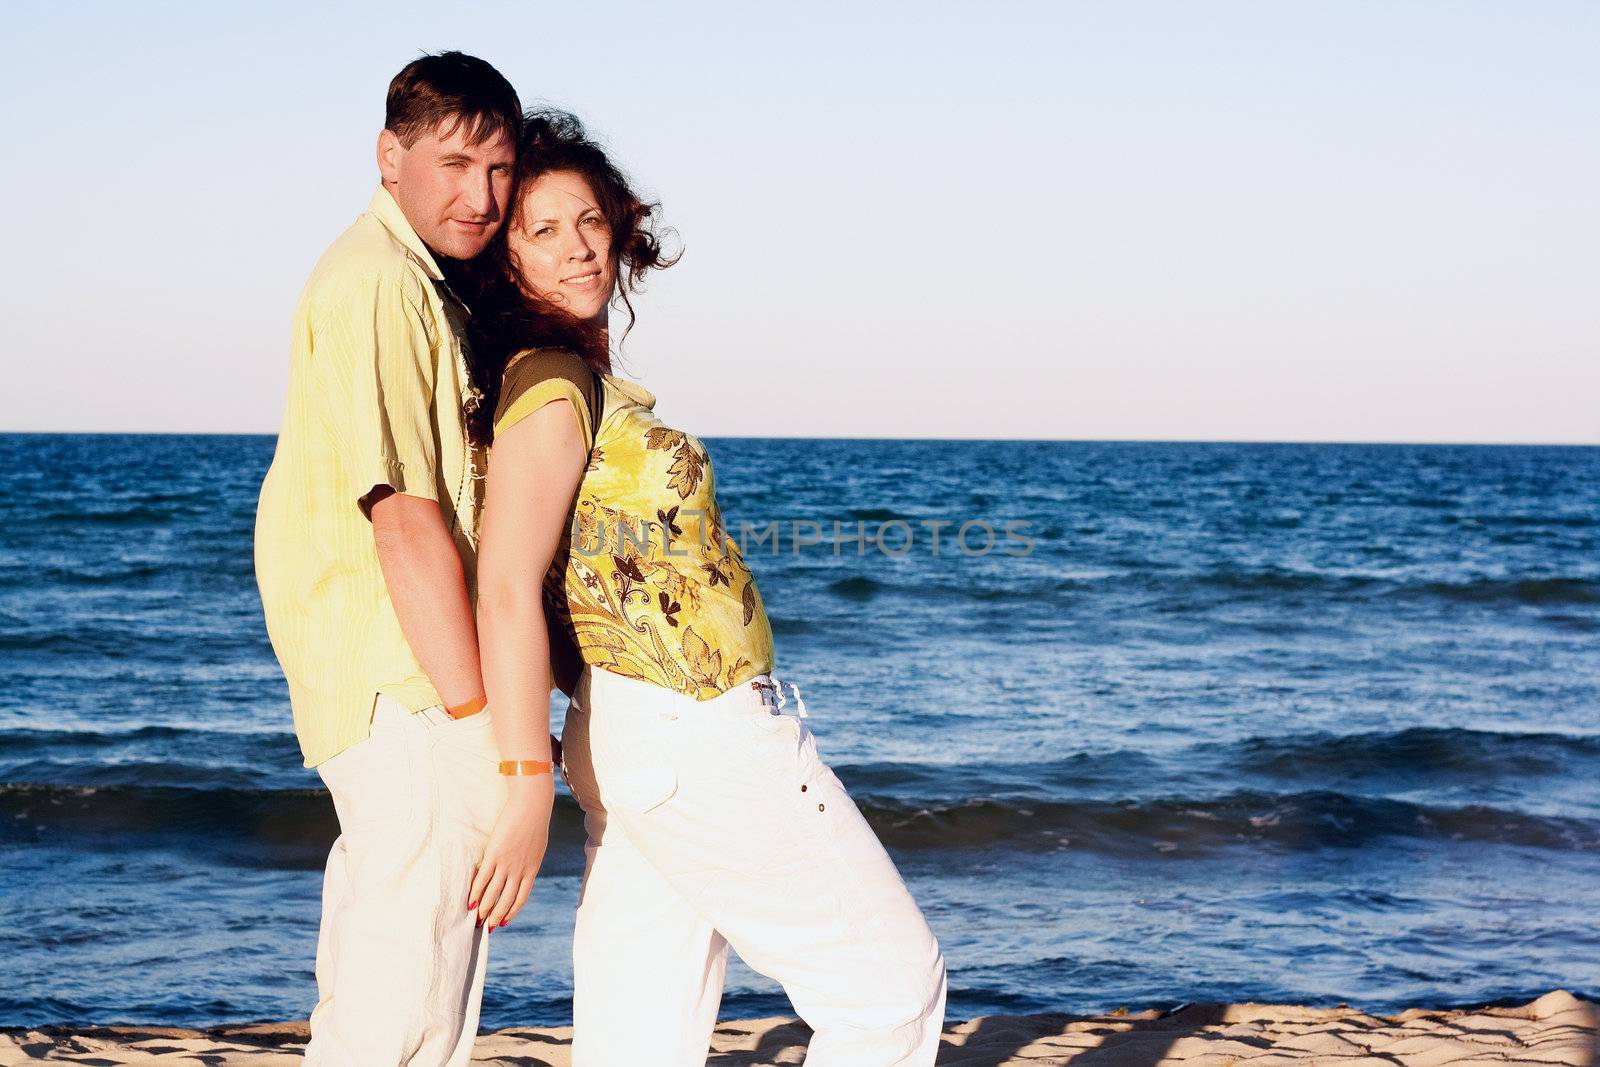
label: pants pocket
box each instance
[318,712,416,834]
[702,696,802,764]
[588,702,681,816]
[418,704,493,732]
[602,765,679,815]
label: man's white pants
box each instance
[306,696,504,1066]
[561,666,947,1066]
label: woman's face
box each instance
[506,169,615,322]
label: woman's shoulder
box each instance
[494,348,597,429]
[503,347,593,385]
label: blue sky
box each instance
[2,1,1595,442]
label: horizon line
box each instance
[1,429,1597,448]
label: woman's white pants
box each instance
[560,666,947,1066]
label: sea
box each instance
[1,433,1597,1029]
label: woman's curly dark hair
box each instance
[453,108,680,448]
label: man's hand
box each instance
[469,776,555,931]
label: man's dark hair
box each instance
[385,51,520,149]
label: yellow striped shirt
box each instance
[254,186,484,767]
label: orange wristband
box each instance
[446,694,487,720]
[499,760,553,777]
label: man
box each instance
[254,52,519,1065]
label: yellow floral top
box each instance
[492,349,775,697]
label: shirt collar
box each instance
[367,185,445,282]
[603,374,656,411]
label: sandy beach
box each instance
[2,989,1592,1065]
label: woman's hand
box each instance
[469,775,555,931]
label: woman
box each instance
[463,110,947,1066]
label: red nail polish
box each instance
[467,900,477,911]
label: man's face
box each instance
[377,117,516,261]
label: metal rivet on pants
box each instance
[818,803,825,812]
[800,784,807,792]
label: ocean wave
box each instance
[1454,513,1599,529]
[0,624,260,659]
[859,789,1600,855]
[1405,577,1600,606]
[0,725,297,752]
[815,568,1600,611]
[37,562,170,586]
[35,505,186,526]
[0,783,589,873]
[0,628,139,655]
[0,759,282,790]
[1124,569,1600,609]
[1190,568,1377,595]
[828,576,883,599]
[832,727,1600,799]
[821,575,1087,605]
[848,507,902,522]
[8,724,1594,802]
[1224,726,1600,780]
[4,781,1593,864]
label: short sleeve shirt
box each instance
[254,186,485,767]
[492,349,775,698]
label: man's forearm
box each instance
[369,489,484,707]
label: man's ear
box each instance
[376,128,402,186]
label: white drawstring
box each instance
[769,671,809,719]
